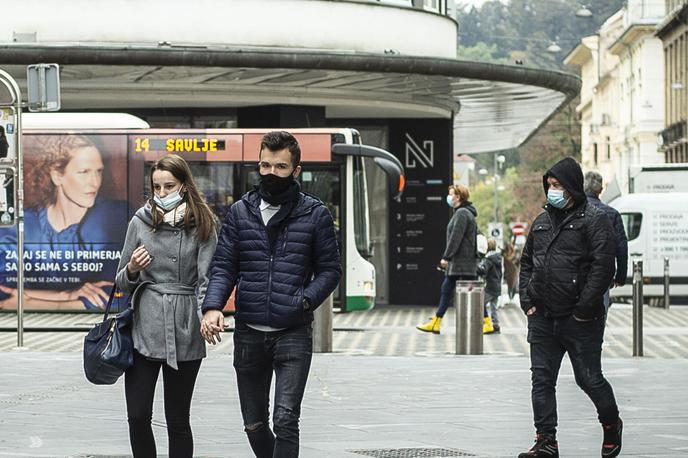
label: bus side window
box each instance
[621,213,642,241]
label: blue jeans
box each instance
[527,313,619,436]
[436,275,477,318]
[484,293,499,327]
[233,322,313,458]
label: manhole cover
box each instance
[348,448,476,457]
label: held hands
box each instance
[201,310,225,345]
[526,307,537,316]
[127,245,152,278]
[439,259,449,269]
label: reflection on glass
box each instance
[621,213,642,241]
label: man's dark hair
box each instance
[260,131,301,168]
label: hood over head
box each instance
[543,157,586,207]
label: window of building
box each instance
[593,143,598,165]
[606,136,611,160]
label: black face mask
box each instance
[260,173,294,195]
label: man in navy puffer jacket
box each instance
[201,131,341,457]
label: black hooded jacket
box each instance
[519,157,615,320]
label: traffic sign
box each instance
[510,222,527,236]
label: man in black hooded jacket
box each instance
[518,157,623,458]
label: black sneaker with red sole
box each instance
[602,417,623,458]
[518,434,559,458]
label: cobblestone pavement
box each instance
[1,302,687,358]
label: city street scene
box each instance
[0,0,687,457]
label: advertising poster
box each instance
[0,134,130,311]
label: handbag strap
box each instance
[102,285,120,322]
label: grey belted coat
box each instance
[115,205,218,369]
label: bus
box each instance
[0,113,404,313]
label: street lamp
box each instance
[575,5,593,18]
[547,41,562,53]
[493,154,506,223]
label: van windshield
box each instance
[621,213,642,241]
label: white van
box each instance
[609,192,688,305]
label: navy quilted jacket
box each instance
[201,190,342,329]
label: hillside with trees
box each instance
[456,0,625,230]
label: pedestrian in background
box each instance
[201,131,342,458]
[503,242,520,301]
[518,157,622,458]
[584,171,628,312]
[116,155,218,458]
[417,184,478,334]
[478,237,502,334]
[0,126,8,159]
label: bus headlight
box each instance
[363,281,374,293]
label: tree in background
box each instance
[456,0,616,229]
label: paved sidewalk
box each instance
[1,351,687,457]
[3,303,688,358]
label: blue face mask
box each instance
[547,189,568,209]
[446,195,454,207]
[154,190,184,211]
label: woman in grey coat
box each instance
[115,155,218,458]
[417,184,478,334]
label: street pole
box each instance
[0,69,24,349]
[493,153,498,223]
[664,257,670,310]
[632,259,643,357]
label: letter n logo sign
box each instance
[405,133,434,169]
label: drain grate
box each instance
[348,448,477,457]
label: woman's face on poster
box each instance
[51,146,104,208]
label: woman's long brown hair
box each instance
[149,154,216,242]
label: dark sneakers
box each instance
[602,418,623,458]
[518,434,559,458]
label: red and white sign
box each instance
[510,222,527,236]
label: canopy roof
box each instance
[0,45,580,154]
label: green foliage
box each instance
[458,42,509,64]
[456,0,627,70]
[456,0,612,225]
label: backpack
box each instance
[476,229,488,258]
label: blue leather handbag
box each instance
[83,287,134,385]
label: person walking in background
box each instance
[518,157,622,458]
[0,126,8,159]
[201,131,341,458]
[116,155,218,458]
[503,242,520,301]
[478,238,502,334]
[417,184,478,334]
[584,171,628,312]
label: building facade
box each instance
[658,1,688,163]
[565,0,666,195]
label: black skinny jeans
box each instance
[527,312,619,437]
[233,322,313,458]
[125,351,202,458]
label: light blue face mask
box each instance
[547,189,568,209]
[446,195,454,207]
[154,190,184,211]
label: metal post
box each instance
[455,282,484,355]
[312,294,333,353]
[632,260,643,357]
[493,153,498,223]
[0,69,24,349]
[664,257,670,310]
